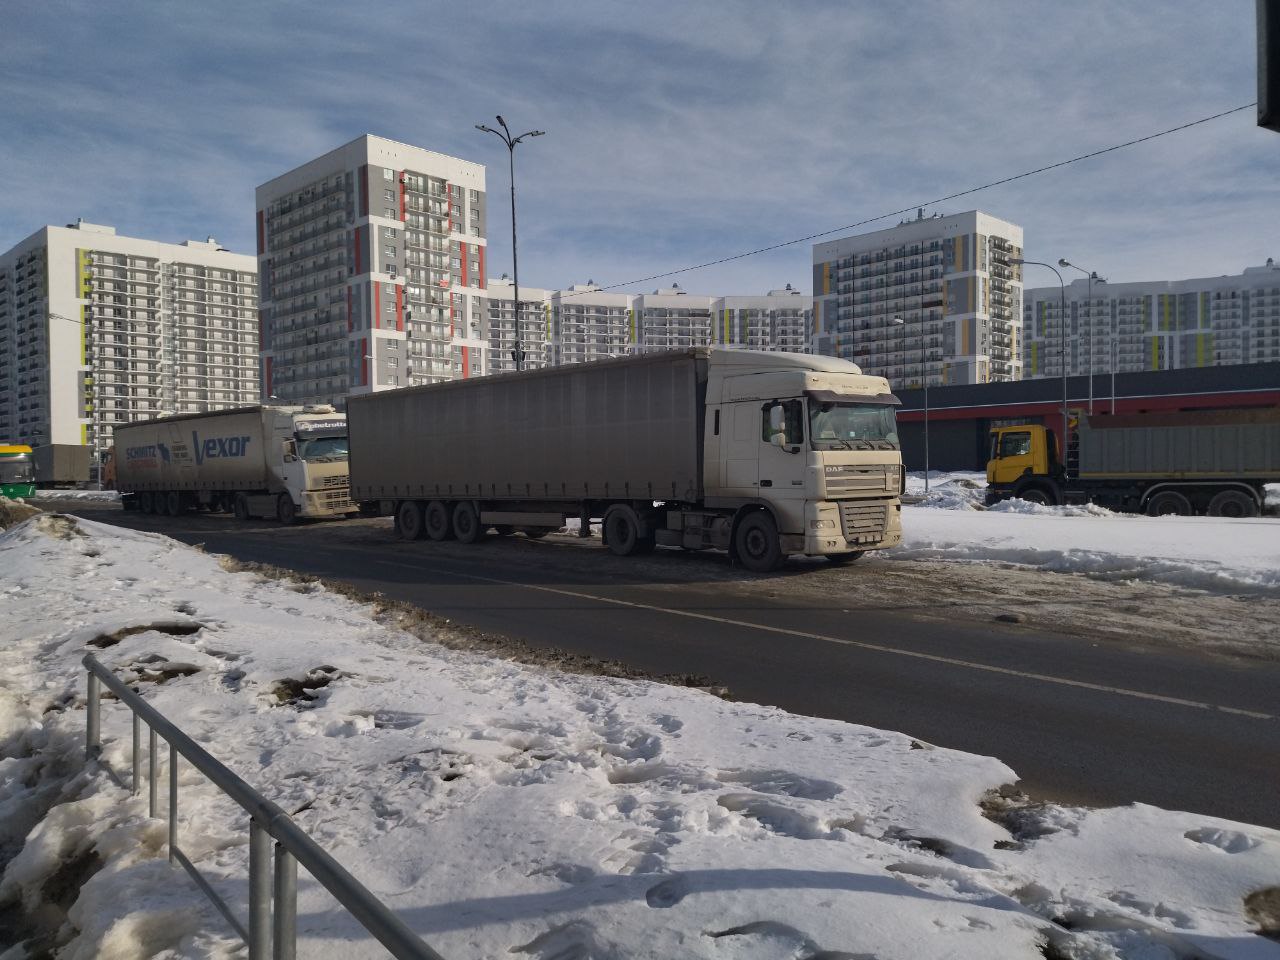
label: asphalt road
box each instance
[50,502,1280,828]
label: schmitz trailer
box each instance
[985,406,1280,516]
[114,405,357,522]
[348,349,904,572]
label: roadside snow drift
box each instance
[2,514,1278,959]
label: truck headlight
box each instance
[810,519,837,530]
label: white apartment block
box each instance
[550,283,634,366]
[485,277,552,374]
[0,220,258,473]
[256,134,488,404]
[632,284,716,352]
[812,210,1024,388]
[714,285,812,354]
[1022,260,1280,377]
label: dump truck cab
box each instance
[986,423,1060,506]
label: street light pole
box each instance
[476,116,544,373]
[49,311,102,489]
[1013,260,1069,476]
[1058,259,1105,414]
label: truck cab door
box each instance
[989,428,1036,485]
[758,400,808,529]
[723,402,760,496]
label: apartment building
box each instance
[632,284,716,352]
[256,134,487,404]
[485,277,552,374]
[0,220,258,477]
[1022,260,1280,377]
[549,283,634,366]
[812,210,1024,388]
[714,285,812,353]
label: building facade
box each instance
[714,285,812,353]
[812,210,1024,388]
[0,220,257,477]
[256,134,488,405]
[485,277,552,374]
[1022,261,1280,378]
[549,283,634,366]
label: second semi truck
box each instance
[113,405,357,522]
[986,407,1280,516]
[349,349,904,572]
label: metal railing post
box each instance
[149,727,159,817]
[132,715,141,795]
[273,843,297,960]
[169,743,178,864]
[249,819,272,960]
[85,671,101,760]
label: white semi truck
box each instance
[348,349,903,571]
[113,405,357,523]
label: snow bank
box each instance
[897,474,1280,594]
[2,515,1278,959]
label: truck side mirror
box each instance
[770,431,788,448]
[768,404,786,445]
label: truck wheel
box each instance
[1145,490,1192,517]
[1017,486,1055,506]
[603,506,652,557]
[425,500,453,541]
[233,494,251,522]
[277,494,298,525]
[734,511,784,573]
[138,491,154,514]
[153,492,170,516]
[166,491,184,516]
[396,500,426,540]
[452,501,484,544]
[1206,489,1258,518]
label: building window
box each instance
[384,189,395,202]
[385,207,397,219]
[383,169,394,181]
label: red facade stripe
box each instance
[395,285,404,332]
[460,242,468,288]
[478,245,485,288]
[895,390,1280,423]
[462,345,470,379]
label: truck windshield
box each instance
[0,457,34,483]
[296,436,349,461]
[808,402,899,451]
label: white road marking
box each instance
[376,559,1275,722]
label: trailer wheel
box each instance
[603,506,654,557]
[735,511,784,573]
[452,501,484,544]
[425,500,453,541]
[166,491,185,516]
[138,491,154,514]
[153,492,170,516]
[1206,489,1258,518]
[277,494,298,525]
[233,494,251,522]
[396,500,426,540]
[1145,490,1192,517]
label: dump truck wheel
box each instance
[1146,490,1192,517]
[425,500,453,541]
[1207,489,1258,518]
[735,511,784,573]
[1017,486,1054,506]
[452,501,484,544]
[396,500,425,540]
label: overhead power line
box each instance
[573,101,1257,296]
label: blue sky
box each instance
[1,1,1275,295]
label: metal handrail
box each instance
[82,654,446,960]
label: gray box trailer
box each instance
[350,351,706,504]
[34,444,90,487]
[349,348,905,571]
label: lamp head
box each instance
[496,115,509,130]
[1057,258,1072,268]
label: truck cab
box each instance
[704,352,903,562]
[275,406,355,520]
[986,423,1062,505]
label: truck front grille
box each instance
[321,475,347,488]
[826,466,897,495]
[839,502,888,543]
[320,488,353,509]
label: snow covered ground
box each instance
[26,490,121,502]
[2,513,1279,959]
[896,473,1280,594]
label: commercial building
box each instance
[812,210,1024,388]
[1022,261,1280,378]
[0,220,258,480]
[256,134,487,404]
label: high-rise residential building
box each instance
[549,283,635,366]
[256,134,487,405]
[632,284,716,353]
[713,285,812,353]
[485,277,551,374]
[0,220,258,478]
[812,210,1024,388]
[1022,260,1280,377]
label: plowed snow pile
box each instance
[2,515,1278,959]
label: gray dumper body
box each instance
[1078,408,1280,479]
